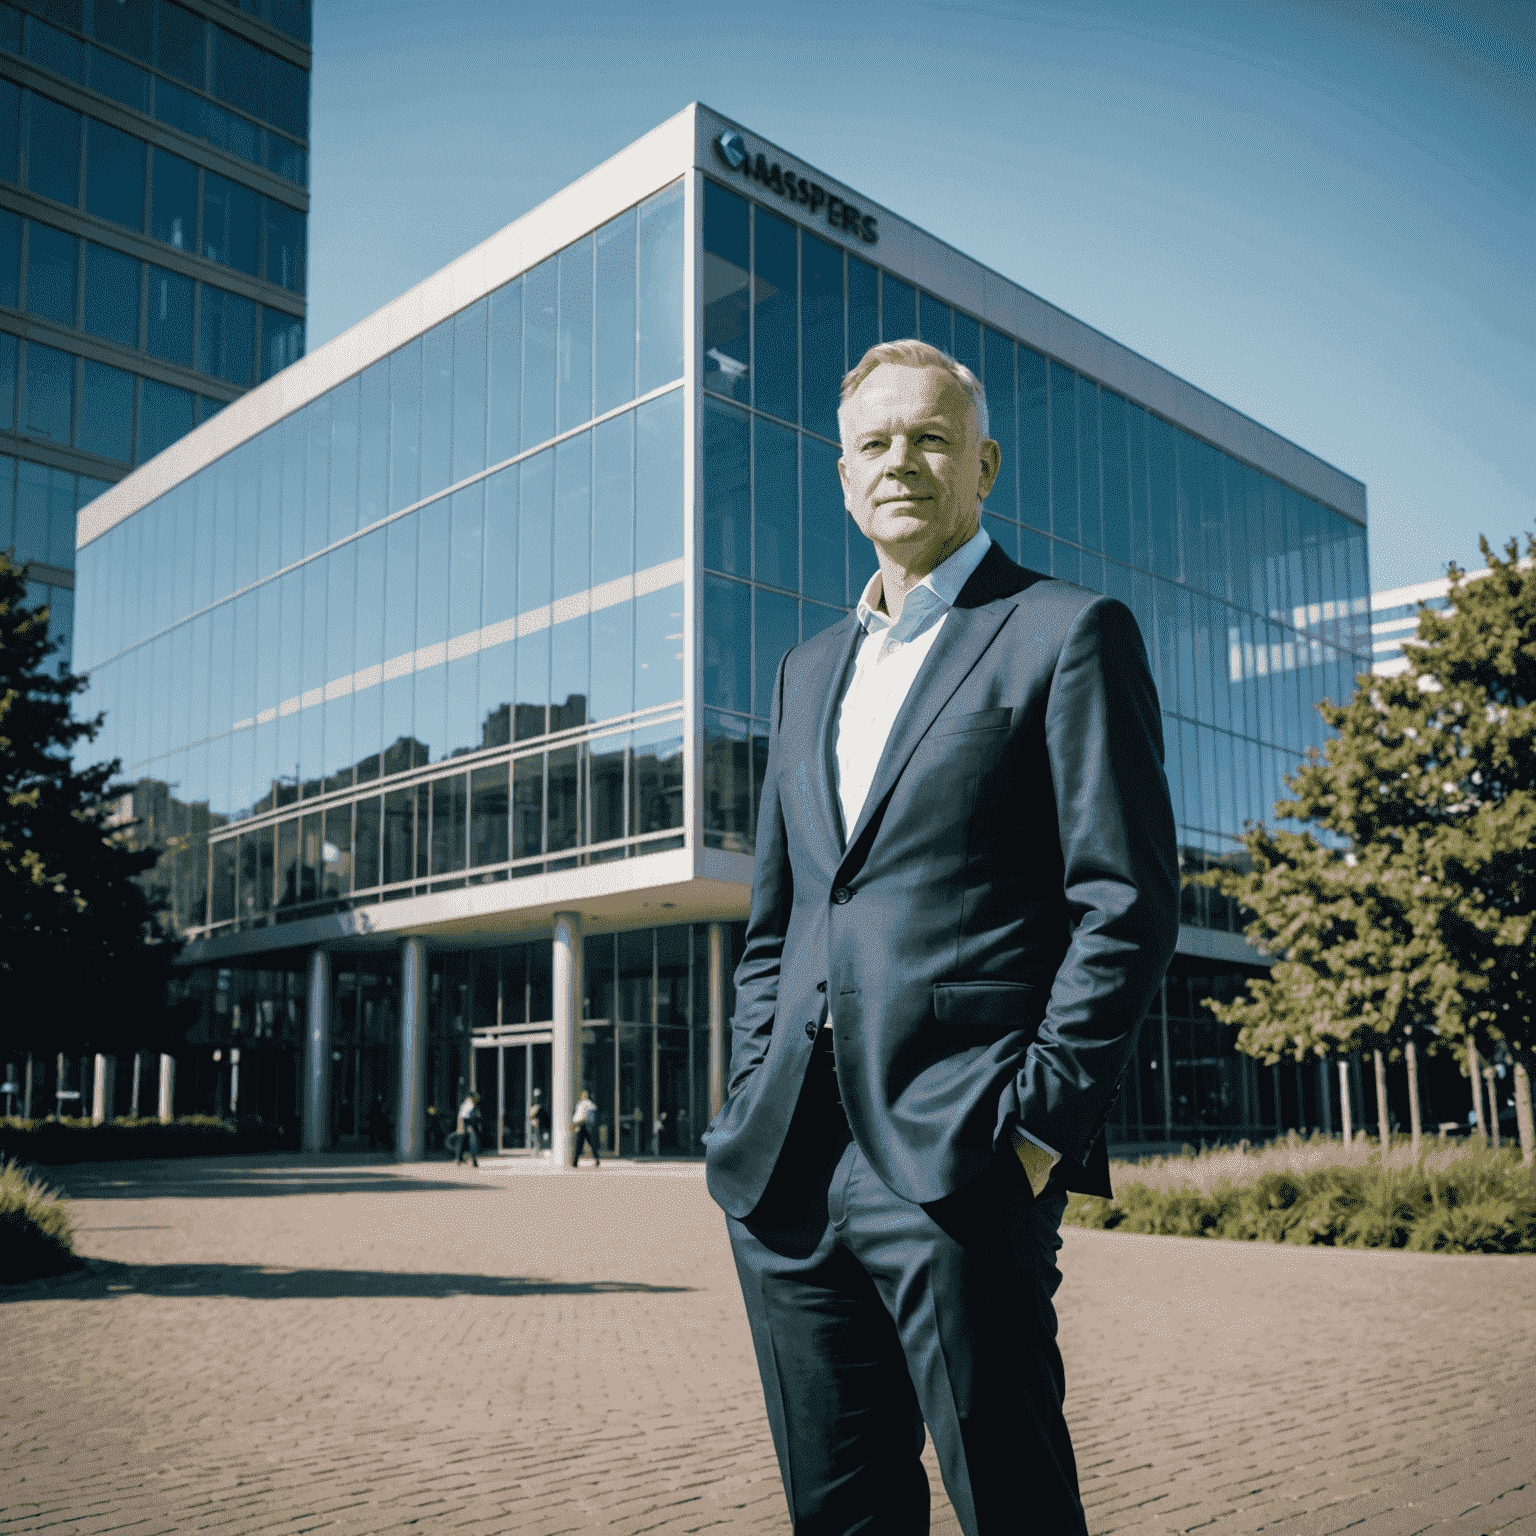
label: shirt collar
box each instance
[855,525,992,642]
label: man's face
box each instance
[838,364,999,583]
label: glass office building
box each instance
[0,0,308,669]
[72,105,1372,1160]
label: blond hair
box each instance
[837,339,989,443]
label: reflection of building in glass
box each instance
[0,0,308,669]
[73,107,1374,1156]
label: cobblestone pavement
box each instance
[2,1154,1532,1536]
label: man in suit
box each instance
[703,340,1180,1535]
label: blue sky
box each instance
[308,0,1532,594]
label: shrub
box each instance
[1065,1136,1536,1254]
[0,1158,83,1284]
[0,1114,290,1164]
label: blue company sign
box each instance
[714,130,879,246]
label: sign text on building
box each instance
[714,130,878,246]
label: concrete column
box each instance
[129,1052,142,1118]
[92,1054,116,1125]
[551,912,582,1169]
[397,937,429,1161]
[707,921,727,1120]
[1337,1059,1353,1144]
[1316,1056,1333,1135]
[301,948,333,1152]
[158,1055,176,1122]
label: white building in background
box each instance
[1370,575,1454,676]
[1370,561,1527,676]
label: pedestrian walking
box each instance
[528,1091,550,1156]
[455,1090,481,1167]
[572,1089,601,1167]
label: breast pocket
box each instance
[931,706,1012,737]
[932,981,1042,1036]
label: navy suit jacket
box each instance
[703,543,1179,1219]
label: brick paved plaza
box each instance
[2,1154,1532,1536]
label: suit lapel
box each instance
[839,595,1014,859]
[800,615,861,860]
[835,544,1037,865]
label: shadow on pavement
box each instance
[42,1160,490,1200]
[3,1257,696,1302]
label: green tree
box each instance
[1203,534,1536,1166]
[0,551,181,1078]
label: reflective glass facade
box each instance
[698,177,1373,919]
[1,0,308,189]
[76,181,686,931]
[1,0,308,667]
[73,110,1372,1148]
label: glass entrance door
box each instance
[502,1043,524,1151]
[528,1041,551,1153]
[468,1032,552,1153]
[472,1044,501,1152]
[616,1023,648,1156]
[611,1022,691,1155]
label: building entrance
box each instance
[571,1019,692,1157]
[471,1030,552,1153]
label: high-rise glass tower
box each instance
[0,0,309,667]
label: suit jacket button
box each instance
[804,1020,817,1039]
[832,887,852,904]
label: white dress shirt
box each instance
[828,526,1060,1191]
[833,526,993,837]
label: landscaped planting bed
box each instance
[1068,1135,1536,1253]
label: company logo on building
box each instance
[713,129,878,246]
[716,129,748,170]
